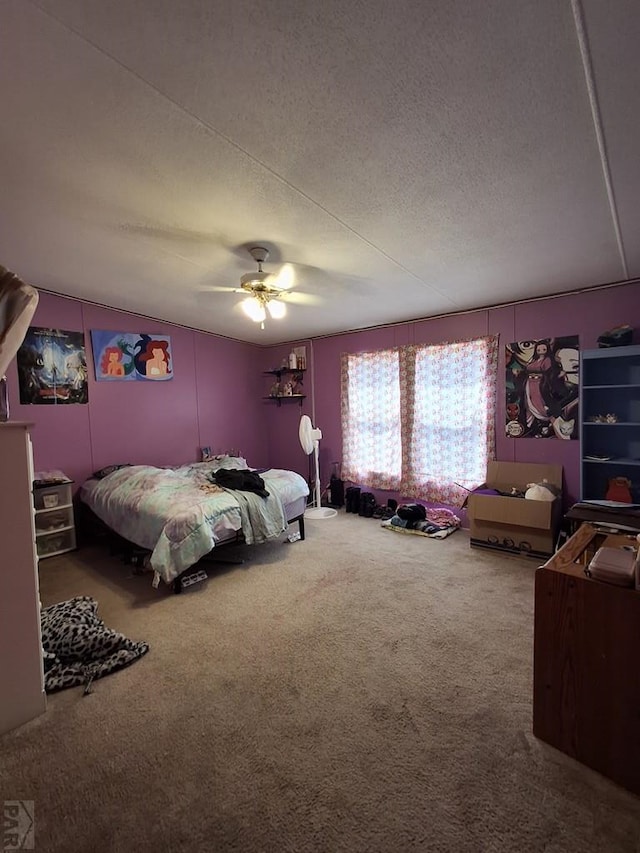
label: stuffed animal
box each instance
[524,479,559,501]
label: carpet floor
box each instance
[1,513,639,852]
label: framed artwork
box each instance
[91,331,173,381]
[17,327,88,404]
[505,336,579,439]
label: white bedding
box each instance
[80,463,308,584]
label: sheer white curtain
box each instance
[341,336,498,503]
[341,348,402,490]
[400,336,498,504]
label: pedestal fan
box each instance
[299,414,337,519]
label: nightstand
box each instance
[33,473,76,558]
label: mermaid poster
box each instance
[505,336,579,439]
[91,331,173,381]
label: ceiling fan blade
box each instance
[282,290,323,306]
[292,265,375,298]
[120,224,230,246]
[198,285,239,293]
[270,263,295,291]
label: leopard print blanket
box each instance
[41,596,149,693]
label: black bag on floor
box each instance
[397,503,427,522]
[359,492,376,518]
[330,475,345,507]
[345,486,361,513]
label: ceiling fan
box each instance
[118,225,365,322]
[236,245,293,326]
[200,244,323,328]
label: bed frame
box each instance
[78,502,305,593]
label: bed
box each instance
[79,459,309,591]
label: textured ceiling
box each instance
[0,0,637,344]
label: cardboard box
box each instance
[468,462,563,558]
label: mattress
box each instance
[80,464,309,584]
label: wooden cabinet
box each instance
[533,524,640,795]
[580,345,640,501]
[33,476,76,558]
[0,423,46,734]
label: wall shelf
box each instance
[583,457,640,466]
[264,367,306,406]
[264,368,306,377]
[263,394,306,407]
[584,421,640,426]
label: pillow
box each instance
[210,455,249,471]
[92,464,131,480]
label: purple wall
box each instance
[5,292,267,489]
[259,342,315,485]
[262,281,640,513]
[6,282,639,509]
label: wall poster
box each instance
[505,336,579,439]
[17,327,89,404]
[91,331,173,381]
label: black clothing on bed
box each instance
[211,468,270,498]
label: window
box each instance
[340,348,402,491]
[341,336,498,504]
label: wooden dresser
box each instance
[533,524,640,795]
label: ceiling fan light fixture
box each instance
[266,299,286,319]
[241,296,266,323]
[237,246,295,326]
[240,270,272,289]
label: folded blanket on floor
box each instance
[381,519,459,539]
[41,596,149,693]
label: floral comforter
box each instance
[80,464,308,584]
